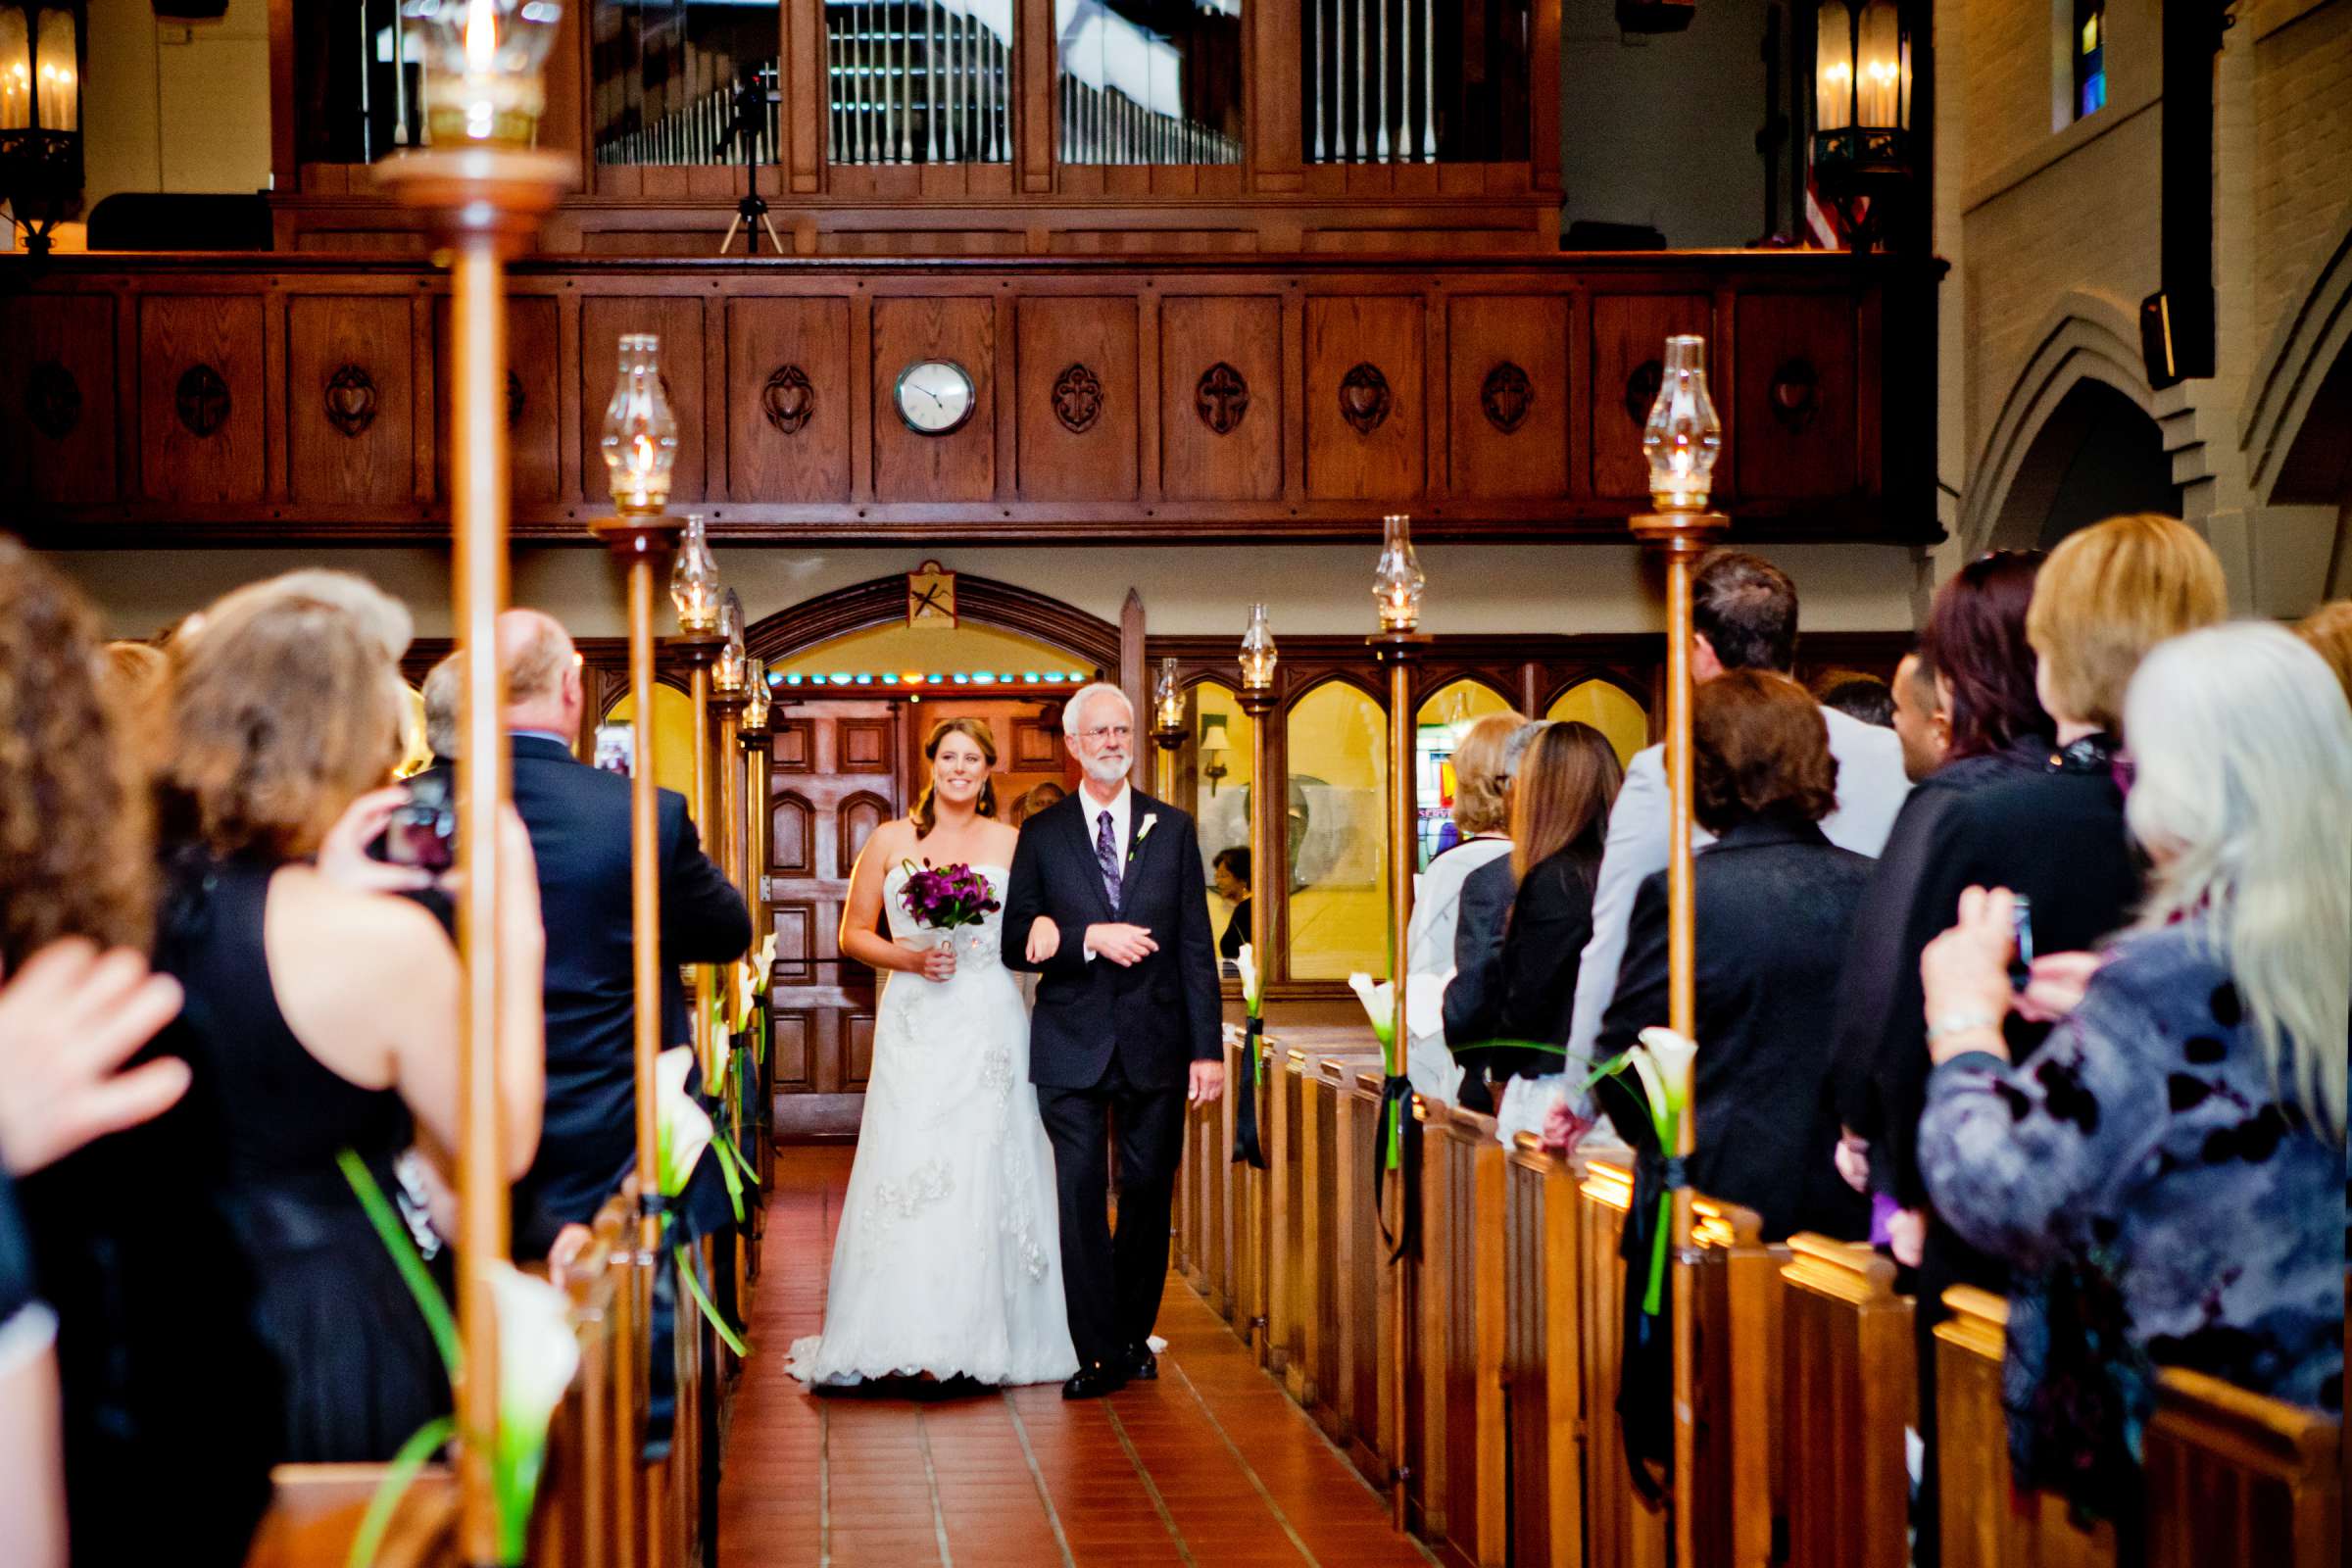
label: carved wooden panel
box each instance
[139,295,267,504]
[1590,293,1713,501]
[1447,295,1568,499]
[838,719,893,773]
[770,792,813,875]
[870,296,995,501]
[1158,295,1282,501]
[0,294,117,504]
[845,1011,876,1090]
[725,297,852,503]
[769,717,814,772]
[1010,717,1061,769]
[1305,296,1424,500]
[836,790,891,872]
[1016,297,1138,500]
[580,296,707,503]
[436,294,560,504]
[1735,293,1856,501]
[768,1006,812,1091]
[288,296,413,505]
[771,902,815,982]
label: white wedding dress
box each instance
[786,863,1078,1387]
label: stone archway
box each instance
[2241,220,2352,601]
[1986,379,2179,553]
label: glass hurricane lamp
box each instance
[1238,603,1278,691]
[601,332,679,517]
[715,588,748,692]
[1372,513,1426,632]
[670,514,721,634]
[1153,657,1183,731]
[1642,335,1723,514]
[741,658,770,730]
[408,0,563,146]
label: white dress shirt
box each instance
[1561,702,1911,1073]
[1079,782,1132,959]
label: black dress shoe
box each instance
[1060,1361,1129,1400]
[1124,1343,1158,1382]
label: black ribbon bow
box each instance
[1372,1073,1422,1263]
[1230,1017,1267,1168]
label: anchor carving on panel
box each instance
[1196,362,1250,434]
[324,364,378,438]
[1482,362,1533,433]
[1770,357,1820,434]
[176,364,231,438]
[1053,363,1102,433]
[762,364,815,434]
[27,361,80,440]
[1339,362,1391,434]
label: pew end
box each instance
[243,1466,460,1568]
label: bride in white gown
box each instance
[787,717,1078,1387]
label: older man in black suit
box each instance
[421,610,750,1259]
[1004,683,1225,1399]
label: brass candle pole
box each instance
[737,663,773,1206]
[1235,609,1279,1364]
[669,630,725,1078]
[1368,513,1429,1534]
[1631,335,1729,1566]
[378,28,567,1554]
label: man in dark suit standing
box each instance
[421,610,750,1260]
[1004,684,1224,1398]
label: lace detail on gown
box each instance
[786,864,1077,1386]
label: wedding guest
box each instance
[1830,552,2047,1228]
[1212,847,1252,963]
[1442,720,1545,1110]
[1871,516,2225,1566]
[1917,624,2348,1512]
[418,612,749,1260]
[1887,651,1947,783]
[1407,712,1522,1101]
[2296,599,2352,704]
[1479,722,1622,1103]
[1596,672,1871,1243]
[1816,668,1895,729]
[144,574,546,1466]
[1564,551,1909,1083]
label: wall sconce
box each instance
[0,1,84,257]
[1200,723,1232,796]
[1810,0,1913,245]
[1642,335,1723,514]
[1239,603,1278,692]
[1372,513,1426,632]
[714,587,747,692]
[411,0,563,147]
[670,514,721,634]
[602,332,680,517]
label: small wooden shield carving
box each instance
[27,361,79,440]
[1770,358,1820,433]
[324,364,377,438]
[1340,362,1391,434]
[1481,362,1533,433]
[176,364,231,438]
[762,365,815,434]
[1196,362,1250,434]
[1053,363,1102,433]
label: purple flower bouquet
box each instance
[897,859,1001,932]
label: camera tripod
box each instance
[717,66,785,256]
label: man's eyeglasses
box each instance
[1076,725,1133,743]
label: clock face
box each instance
[896,360,976,436]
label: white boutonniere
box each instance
[1129,812,1158,862]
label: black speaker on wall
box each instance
[152,2,232,18]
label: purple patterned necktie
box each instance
[1095,807,1122,910]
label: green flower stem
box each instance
[675,1243,749,1357]
[1642,1192,1671,1317]
[338,1151,461,1381]
[346,1415,454,1568]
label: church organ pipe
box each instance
[1375,0,1390,162]
[1311,0,1327,163]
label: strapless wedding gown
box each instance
[786,863,1078,1386]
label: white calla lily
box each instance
[656,1045,713,1199]
[1236,942,1262,1017]
[1635,1026,1697,1118]
[1347,971,1397,1049]
[487,1260,580,1561]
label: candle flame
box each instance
[466,0,499,69]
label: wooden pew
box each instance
[1502,1130,1585,1568]
[1405,1096,1508,1564]
[1936,1285,2344,1568]
[244,1468,461,1568]
[1777,1233,1913,1568]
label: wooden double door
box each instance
[762,697,1076,1140]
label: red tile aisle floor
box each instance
[718,1148,1439,1567]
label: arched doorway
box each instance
[1986,379,2180,552]
[745,573,1119,1140]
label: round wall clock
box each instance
[895,359,976,436]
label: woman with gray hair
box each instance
[1402,711,1526,1102]
[1438,719,1549,1112]
[1916,622,2348,1511]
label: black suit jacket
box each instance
[1004,788,1221,1091]
[1597,817,1873,1244]
[1443,853,1516,1054]
[1494,837,1603,1077]
[422,735,751,1251]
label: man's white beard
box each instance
[1080,751,1128,785]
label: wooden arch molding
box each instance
[742,570,1122,674]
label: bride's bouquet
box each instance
[898,860,1002,956]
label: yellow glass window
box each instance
[1192,680,1256,956]
[1545,679,1649,766]
[605,683,698,801]
[1284,680,1389,981]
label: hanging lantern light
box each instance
[715,588,747,692]
[670,514,721,634]
[1371,513,1426,633]
[1809,0,1913,244]
[1238,603,1279,692]
[408,0,564,147]
[601,332,680,517]
[1642,335,1724,514]
[0,1,85,257]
